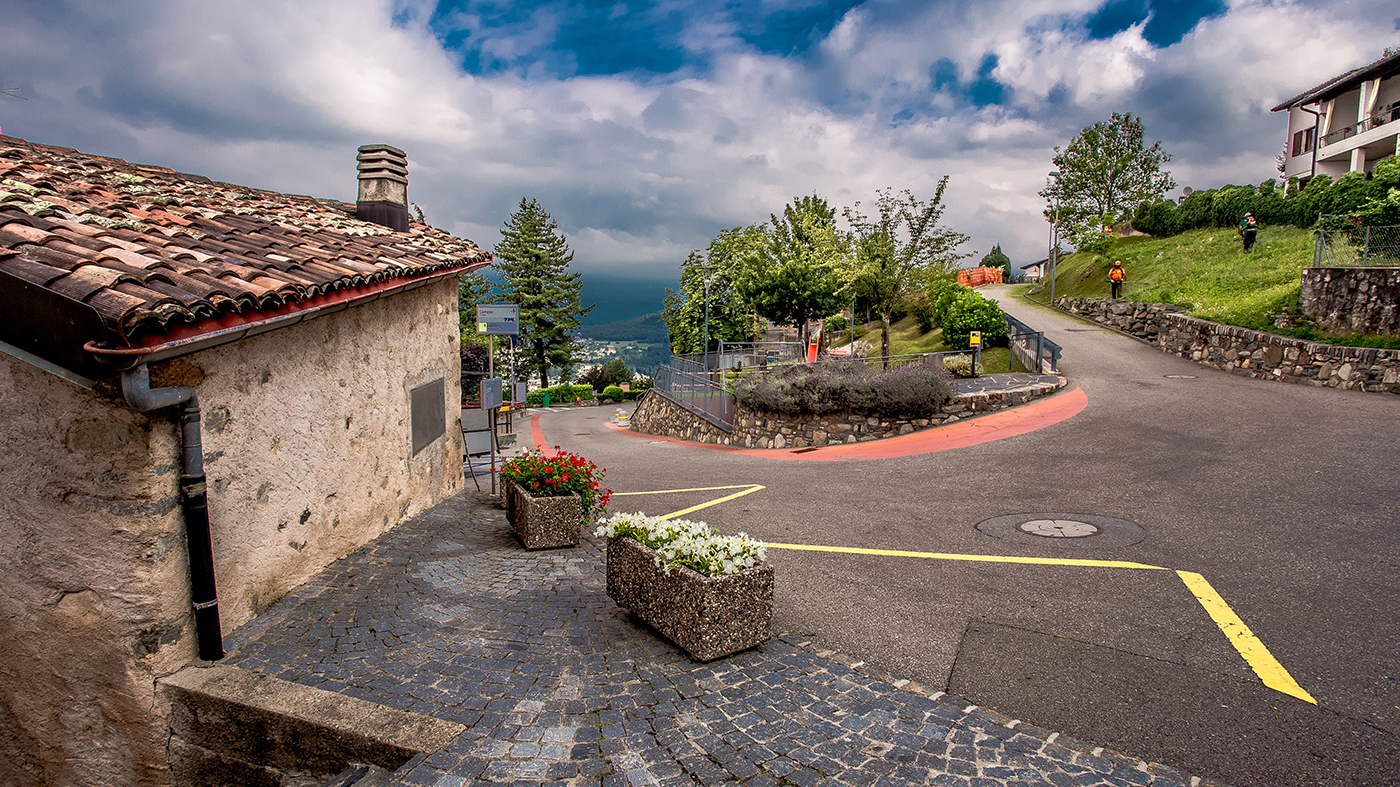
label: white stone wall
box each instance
[0,277,463,787]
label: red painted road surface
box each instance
[531,387,1087,461]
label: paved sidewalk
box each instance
[227,492,1223,787]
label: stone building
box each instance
[0,136,491,786]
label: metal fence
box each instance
[1005,313,1061,373]
[672,342,804,373]
[653,364,736,430]
[1314,223,1400,267]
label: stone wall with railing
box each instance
[630,376,1066,449]
[1055,297,1400,393]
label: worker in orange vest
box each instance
[1108,259,1125,299]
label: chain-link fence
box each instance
[1314,223,1400,267]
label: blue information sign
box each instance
[475,305,519,335]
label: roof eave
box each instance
[84,258,490,373]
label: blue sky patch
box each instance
[426,0,862,77]
[1085,0,1226,47]
[929,54,1010,107]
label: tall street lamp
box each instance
[699,265,714,370]
[1048,171,1060,305]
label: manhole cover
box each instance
[976,513,1146,549]
[1018,519,1100,538]
[1164,374,1197,379]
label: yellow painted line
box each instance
[609,484,767,520]
[768,543,1315,702]
[660,485,765,519]
[612,484,760,496]
[766,542,1168,571]
[1177,571,1316,704]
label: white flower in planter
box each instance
[595,512,767,577]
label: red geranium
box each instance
[499,449,611,519]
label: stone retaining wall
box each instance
[630,376,1066,449]
[1301,267,1400,335]
[1055,297,1400,393]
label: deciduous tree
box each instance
[1040,113,1174,249]
[734,195,852,348]
[843,182,969,362]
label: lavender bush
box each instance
[732,360,952,419]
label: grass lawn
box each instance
[846,316,1010,374]
[1017,225,1400,348]
[1021,226,1314,332]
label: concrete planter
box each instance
[605,536,773,661]
[504,478,582,549]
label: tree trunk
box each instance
[536,339,550,389]
[880,313,891,370]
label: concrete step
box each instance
[160,664,463,787]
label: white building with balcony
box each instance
[1273,50,1400,184]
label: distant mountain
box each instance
[579,310,668,344]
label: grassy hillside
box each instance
[1022,225,1314,332]
[840,316,1010,373]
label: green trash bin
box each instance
[542,392,550,407]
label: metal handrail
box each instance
[1321,105,1400,147]
[1005,313,1061,373]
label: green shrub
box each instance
[928,280,966,330]
[902,289,935,333]
[600,385,625,401]
[824,315,848,334]
[731,360,951,418]
[525,384,596,406]
[941,289,1008,350]
[942,354,982,378]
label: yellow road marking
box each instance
[763,541,1314,703]
[1176,571,1316,704]
[612,484,760,496]
[609,484,768,520]
[766,542,1167,571]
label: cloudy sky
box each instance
[3,0,1397,321]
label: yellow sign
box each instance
[969,331,981,347]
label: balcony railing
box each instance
[1321,104,1400,147]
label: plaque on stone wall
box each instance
[411,378,446,456]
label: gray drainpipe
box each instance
[121,364,224,661]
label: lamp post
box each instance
[1048,171,1060,306]
[699,265,714,371]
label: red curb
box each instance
[603,387,1088,461]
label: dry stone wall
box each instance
[630,376,1066,449]
[1055,296,1400,394]
[1301,267,1400,335]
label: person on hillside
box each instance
[1108,259,1125,299]
[1238,212,1258,253]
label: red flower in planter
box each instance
[500,449,610,519]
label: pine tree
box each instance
[493,198,592,388]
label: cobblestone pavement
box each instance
[227,492,1223,787]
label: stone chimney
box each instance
[356,144,410,232]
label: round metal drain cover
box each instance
[1018,519,1100,538]
[976,513,1146,549]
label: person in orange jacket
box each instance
[1108,259,1125,299]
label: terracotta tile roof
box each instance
[0,135,490,378]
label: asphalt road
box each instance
[531,289,1400,786]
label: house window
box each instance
[1292,127,1315,157]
